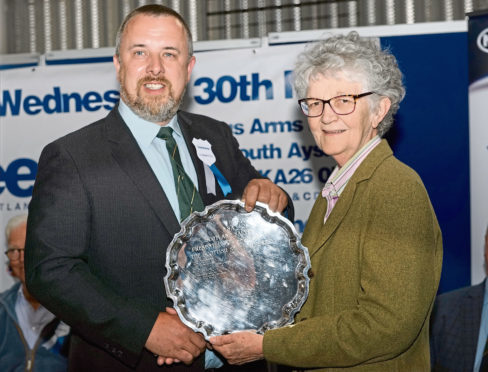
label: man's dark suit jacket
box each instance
[25,107,292,371]
[430,280,485,372]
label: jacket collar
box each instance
[104,108,182,236]
[302,139,393,257]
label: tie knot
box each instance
[322,182,338,199]
[157,126,173,141]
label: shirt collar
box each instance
[326,135,381,196]
[118,100,182,148]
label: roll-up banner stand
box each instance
[468,10,488,286]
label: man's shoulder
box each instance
[54,111,114,144]
[177,110,227,128]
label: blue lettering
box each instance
[216,75,238,103]
[62,92,83,112]
[0,89,22,116]
[0,167,4,195]
[194,77,215,105]
[193,73,274,104]
[1,88,119,117]
[293,120,304,132]
[274,169,287,184]
[288,142,326,160]
[83,91,103,112]
[288,143,301,159]
[250,118,264,134]
[303,191,320,201]
[258,169,272,178]
[23,95,43,115]
[250,118,300,134]
[284,70,294,99]
[240,144,282,160]
[238,76,251,101]
[228,123,244,135]
[252,73,273,100]
[294,219,306,233]
[103,90,120,110]
[43,87,62,114]
[0,158,37,197]
[318,166,334,183]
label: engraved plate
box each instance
[164,199,311,340]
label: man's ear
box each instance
[113,55,121,81]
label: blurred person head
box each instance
[294,31,405,167]
[113,4,195,125]
[5,214,28,283]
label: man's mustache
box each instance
[137,76,172,89]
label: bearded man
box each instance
[24,4,293,372]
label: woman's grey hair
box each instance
[114,4,193,61]
[5,214,27,243]
[293,31,405,137]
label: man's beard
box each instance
[119,75,185,123]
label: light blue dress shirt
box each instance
[118,102,223,368]
[118,101,199,222]
[474,281,488,371]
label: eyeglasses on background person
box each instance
[4,248,24,261]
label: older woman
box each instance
[210,32,442,371]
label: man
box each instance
[0,214,69,371]
[25,4,292,372]
[430,225,488,371]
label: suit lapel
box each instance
[307,140,393,256]
[313,181,358,256]
[104,109,181,236]
[177,111,222,205]
[301,196,326,256]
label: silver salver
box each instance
[164,199,311,340]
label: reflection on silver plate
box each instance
[164,199,311,340]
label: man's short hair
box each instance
[114,4,193,60]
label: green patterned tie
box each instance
[157,126,205,221]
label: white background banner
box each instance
[184,43,335,231]
[0,22,475,294]
[0,63,118,290]
[0,44,326,291]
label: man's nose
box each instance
[147,54,164,75]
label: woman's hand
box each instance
[210,331,264,365]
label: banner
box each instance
[0,24,471,294]
[0,63,118,290]
[184,43,334,233]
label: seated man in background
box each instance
[0,214,70,371]
[430,225,488,371]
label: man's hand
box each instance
[210,331,264,365]
[146,307,206,365]
[242,179,288,212]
